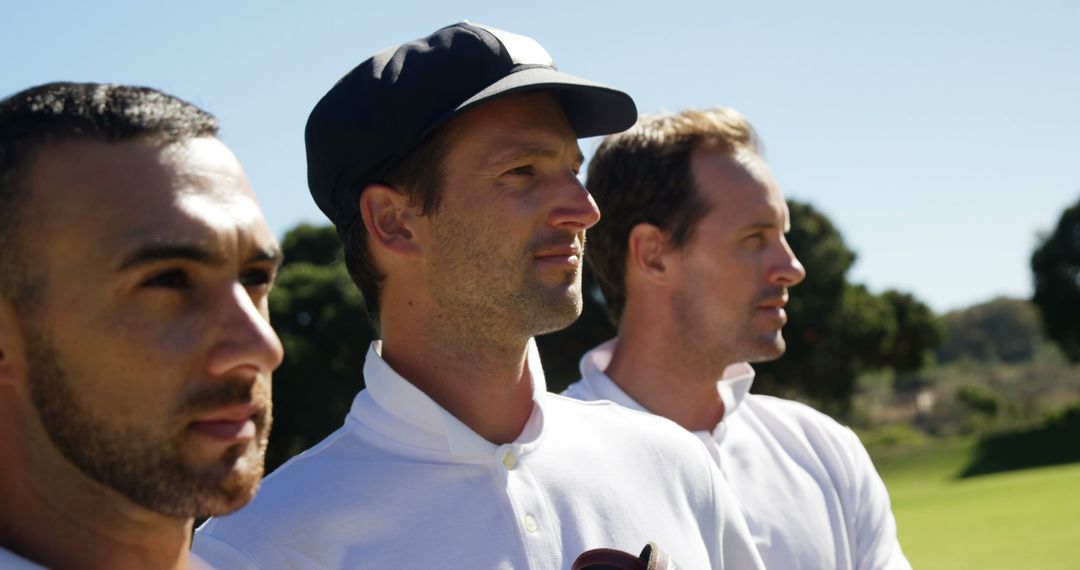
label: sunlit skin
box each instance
[606,147,805,432]
[361,91,600,443]
[0,137,284,569]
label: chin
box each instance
[191,453,265,517]
[176,438,267,517]
[530,306,581,337]
[543,290,585,331]
[196,478,262,518]
[744,335,787,363]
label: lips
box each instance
[757,297,788,310]
[533,243,582,267]
[188,404,260,442]
[756,292,790,324]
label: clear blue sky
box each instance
[5,0,1078,313]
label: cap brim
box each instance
[451,67,638,138]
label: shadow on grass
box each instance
[960,406,1080,478]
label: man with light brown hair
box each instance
[566,107,911,569]
[194,24,764,569]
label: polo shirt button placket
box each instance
[499,443,555,565]
[502,450,517,471]
[523,514,539,533]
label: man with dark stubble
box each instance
[195,23,764,569]
[0,82,284,569]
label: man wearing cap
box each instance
[564,108,910,569]
[194,23,763,569]
[0,82,283,569]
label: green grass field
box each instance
[874,439,1080,569]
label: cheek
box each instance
[55,307,204,397]
[687,253,761,304]
[439,205,528,256]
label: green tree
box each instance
[769,201,856,383]
[1031,197,1080,362]
[937,297,1045,363]
[880,290,945,372]
[755,201,943,412]
[279,222,345,266]
[266,224,374,472]
[768,283,898,409]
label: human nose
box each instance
[206,283,285,379]
[547,172,601,232]
[770,237,806,287]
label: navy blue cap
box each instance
[305,22,638,234]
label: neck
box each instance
[379,306,536,445]
[605,311,729,433]
[0,398,194,570]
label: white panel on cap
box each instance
[473,23,555,67]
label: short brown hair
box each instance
[585,107,761,322]
[341,121,461,326]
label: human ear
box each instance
[626,223,675,285]
[358,184,422,257]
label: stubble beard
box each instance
[742,287,791,364]
[744,328,787,363]
[428,222,584,345]
[671,289,789,374]
[24,324,269,519]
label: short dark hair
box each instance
[341,120,462,326]
[0,82,219,316]
[585,107,761,323]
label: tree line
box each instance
[264,196,1080,471]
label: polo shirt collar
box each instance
[352,339,548,457]
[577,337,756,426]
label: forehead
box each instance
[689,146,786,222]
[26,137,273,266]
[443,91,580,163]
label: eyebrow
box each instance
[116,243,284,272]
[251,246,285,266]
[487,143,585,168]
[741,218,794,234]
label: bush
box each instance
[956,385,1001,417]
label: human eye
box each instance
[572,154,584,177]
[240,267,275,290]
[141,269,192,290]
[743,232,766,249]
[505,164,535,177]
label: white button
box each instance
[524,514,538,533]
[502,451,517,470]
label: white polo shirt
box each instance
[194,340,764,569]
[564,339,911,570]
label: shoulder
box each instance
[739,394,879,485]
[741,393,892,495]
[544,393,715,467]
[547,391,692,432]
[541,394,734,539]
[746,393,836,422]
[744,394,862,446]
